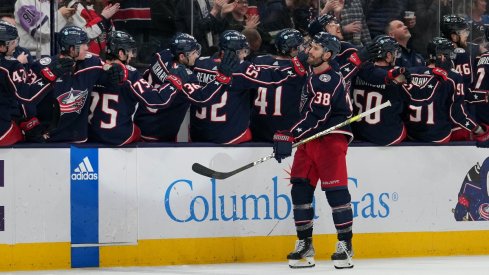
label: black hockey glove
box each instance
[169,64,190,84]
[349,43,381,66]
[106,63,128,85]
[273,131,294,163]
[41,56,74,82]
[216,50,240,84]
[291,51,308,76]
[386,67,411,84]
[19,117,48,143]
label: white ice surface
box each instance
[4,256,489,275]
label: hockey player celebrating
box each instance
[89,31,223,145]
[251,28,307,142]
[0,20,59,146]
[190,30,301,144]
[440,14,483,120]
[307,14,373,92]
[19,26,104,143]
[273,32,354,269]
[135,32,239,142]
[351,35,410,145]
[441,15,479,87]
[472,27,489,135]
[402,37,489,144]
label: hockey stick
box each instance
[192,100,392,180]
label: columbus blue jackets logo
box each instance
[57,88,88,114]
[453,157,489,221]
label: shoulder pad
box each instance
[454,48,466,54]
[126,64,137,71]
[39,57,52,65]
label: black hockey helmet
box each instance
[427,37,455,60]
[275,28,304,56]
[372,35,400,60]
[312,31,340,59]
[441,15,469,38]
[219,30,249,51]
[170,32,201,57]
[308,13,337,37]
[58,26,89,52]
[0,20,18,43]
[106,30,137,57]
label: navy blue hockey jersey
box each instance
[401,67,478,142]
[251,55,306,142]
[351,63,407,145]
[290,65,353,142]
[136,49,228,141]
[0,55,51,137]
[23,54,104,142]
[472,52,489,125]
[191,56,299,144]
[89,63,187,145]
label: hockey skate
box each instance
[331,240,354,269]
[287,237,315,268]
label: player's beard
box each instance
[307,54,324,67]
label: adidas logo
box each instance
[71,157,98,181]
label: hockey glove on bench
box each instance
[273,131,294,163]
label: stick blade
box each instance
[192,163,230,180]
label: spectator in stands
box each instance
[287,0,314,35]
[386,19,424,67]
[65,0,119,55]
[361,0,407,39]
[464,0,489,45]
[175,0,227,56]
[321,0,371,46]
[407,0,453,57]
[14,0,75,58]
[110,0,151,63]
[242,28,263,61]
[148,0,177,54]
[258,0,293,38]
